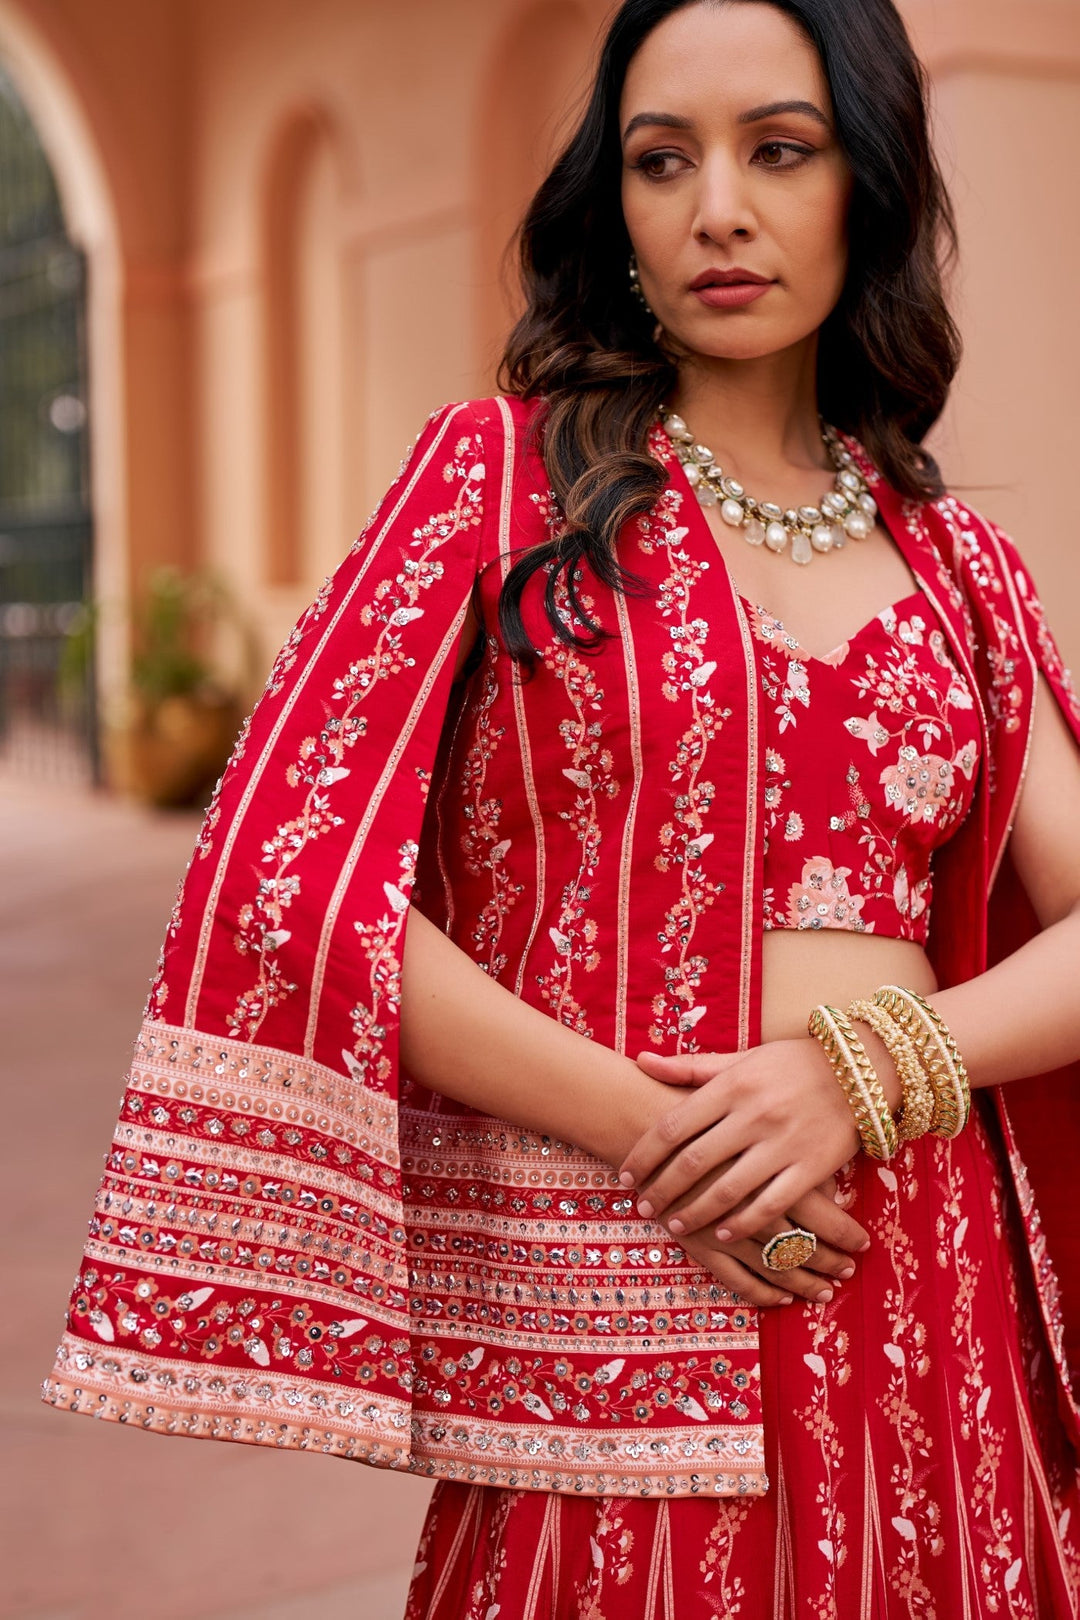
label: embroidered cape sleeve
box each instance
[986,519,1080,733]
[41,400,496,1468]
[955,508,1080,1429]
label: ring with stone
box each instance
[761,1227,817,1272]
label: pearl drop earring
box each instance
[628,252,653,315]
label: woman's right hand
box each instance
[672,1178,867,1308]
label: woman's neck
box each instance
[666,338,829,487]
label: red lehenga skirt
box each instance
[405,1100,1080,1619]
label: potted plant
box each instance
[120,566,243,808]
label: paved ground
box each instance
[0,777,434,1620]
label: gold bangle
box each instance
[808,1003,898,1161]
[847,997,934,1143]
[870,986,971,1139]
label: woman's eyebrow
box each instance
[622,100,830,144]
[621,111,693,142]
[738,99,830,127]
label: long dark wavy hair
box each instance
[494,0,962,669]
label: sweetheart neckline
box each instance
[655,427,934,666]
[735,584,930,666]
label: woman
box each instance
[44,0,1080,1613]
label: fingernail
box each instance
[815,1287,834,1303]
[856,1238,871,1252]
[838,1265,855,1279]
[779,1295,794,1305]
[668,1217,685,1234]
[618,1171,635,1188]
[637,1199,654,1219]
[714,1228,733,1242]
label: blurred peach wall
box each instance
[0,0,1077,748]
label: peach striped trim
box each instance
[861,1414,886,1619]
[732,567,760,1052]
[612,584,644,1056]
[773,1434,794,1619]
[302,591,473,1056]
[980,516,1040,890]
[427,404,515,932]
[522,1491,559,1620]
[904,505,995,867]
[1008,1344,1080,1606]
[492,396,546,999]
[425,1485,484,1613]
[949,1445,978,1619]
[185,403,467,1029]
[44,1333,412,1459]
[643,1496,675,1619]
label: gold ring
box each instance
[761,1227,817,1271]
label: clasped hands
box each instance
[616,1037,872,1308]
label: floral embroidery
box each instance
[348,839,418,1089]
[534,572,619,1035]
[636,487,730,1050]
[227,434,485,1042]
[869,1154,939,1616]
[745,601,811,732]
[46,401,1080,1602]
[264,573,335,699]
[997,525,1080,727]
[743,590,981,940]
[935,1128,1035,1619]
[459,639,523,976]
[786,854,869,931]
[699,1499,752,1614]
[937,498,1024,783]
[575,1498,637,1612]
[795,1256,853,1620]
[410,1337,755,1435]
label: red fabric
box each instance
[41,395,1080,1600]
[737,582,983,943]
[407,1108,1080,1616]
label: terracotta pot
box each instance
[113,691,242,808]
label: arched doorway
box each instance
[0,58,94,782]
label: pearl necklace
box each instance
[659,407,878,565]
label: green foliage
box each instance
[56,598,96,705]
[130,566,230,706]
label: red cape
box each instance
[41,394,1080,1491]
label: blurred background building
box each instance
[0,0,1077,797]
[1,1,1078,1617]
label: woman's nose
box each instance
[691,155,758,244]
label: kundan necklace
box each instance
[659,406,878,566]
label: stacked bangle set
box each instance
[809,984,972,1161]
[761,987,969,1274]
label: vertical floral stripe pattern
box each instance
[407,1109,1080,1618]
[42,388,1080,1609]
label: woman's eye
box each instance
[632,150,689,181]
[754,141,813,170]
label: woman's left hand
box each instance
[616,1040,864,1240]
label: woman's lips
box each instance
[692,281,773,308]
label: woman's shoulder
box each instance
[423,393,544,439]
[389,396,548,563]
[929,488,1044,604]
[924,487,1073,674]
[418,394,550,496]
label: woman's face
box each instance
[620,1,853,365]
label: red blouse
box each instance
[738,583,983,943]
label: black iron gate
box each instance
[0,60,95,783]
